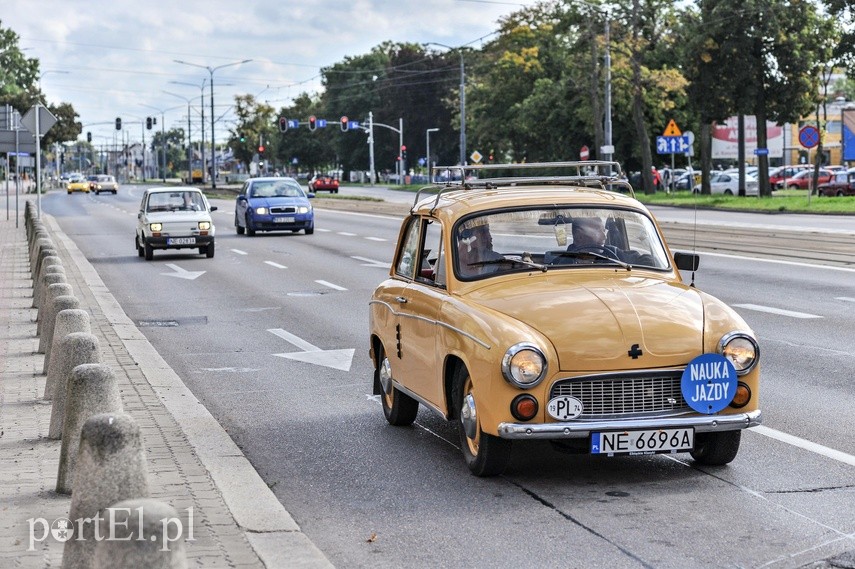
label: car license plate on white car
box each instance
[591,428,693,456]
[274,217,295,223]
[167,237,196,245]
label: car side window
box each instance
[395,217,421,280]
[418,220,444,287]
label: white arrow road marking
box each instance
[265,261,287,269]
[267,328,354,371]
[231,249,248,255]
[316,280,347,291]
[351,255,390,268]
[733,304,822,319]
[161,264,206,280]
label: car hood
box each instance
[466,274,705,371]
[144,211,212,224]
[247,197,307,208]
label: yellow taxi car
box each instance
[369,161,761,477]
[66,175,90,194]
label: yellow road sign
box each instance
[663,119,682,137]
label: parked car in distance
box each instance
[308,174,340,193]
[675,170,700,191]
[89,174,118,195]
[370,161,761,477]
[694,172,759,196]
[66,174,90,194]
[234,177,315,235]
[777,168,833,190]
[768,165,811,188]
[816,170,855,197]
[135,187,217,260]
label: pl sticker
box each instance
[681,353,737,414]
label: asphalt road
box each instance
[40,184,855,569]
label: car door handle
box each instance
[395,296,408,304]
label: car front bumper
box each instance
[498,409,761,439]
[144,235,214,249]
[249,215,313,231]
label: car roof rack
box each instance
[414,161,634,209]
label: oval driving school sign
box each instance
[681,353,737,414]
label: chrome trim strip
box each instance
[498,409,761,439]
[368,299,491,349]
[391,379,447,419]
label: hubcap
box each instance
[379,356,393,395]
[461,392,478,440]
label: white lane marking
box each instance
[366,395,459,447]
[836,297,855,303]
[231,249,248,255]
[316,228,332,232]
[315,280,347,291]
[337,232,356,236]
[351,255,390,268]
[365,237,387,242]
[750,425,855,467]
[733,304,823,319]
[698,251,855,273]
[264,261,287,269]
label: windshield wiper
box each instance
[469,255,548,272]
[549,250,632,270]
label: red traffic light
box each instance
[340,115,349,132]
[258,145,265,153]
[401,145,407,151]
[308,115,317,131]
[278,116,288,133]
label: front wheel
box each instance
[690,430,741,465]
[453,366,511,477]
[144,242,154,261]
[235,214,245,234]
[305,225,314,235]
[135,236,144,257]
[376,345,418,426]
[246,215,256,236]
[205,241,215,258]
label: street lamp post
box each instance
[426,128,439,182]
[427,43,466,166]
[170,79,207,183]
[140,104,183,183]
[174,59,251,189]
[163,91,194,184]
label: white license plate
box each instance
[591,428,694,456]
[274,217,295,223]
[167,237,196,245]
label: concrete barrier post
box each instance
[34,263,66,313]
[35,272,67,332]
[57,364,123,494]
[30,236,53,267]
[47,332,101,437]
[38,289,77,355]
[33,248,60,292]
[61,413,150,569]
[93,499,187,569]
[44,309,91,385]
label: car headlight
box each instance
[255,207,268,215]
[718,332,759,375]
[297,206,310,214]
[502,343,547,388]
[198,221,211,230]
[149,223,162,232]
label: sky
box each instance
[4,0,538,145]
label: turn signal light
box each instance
[511,394,538,421]
[729,382,751,409]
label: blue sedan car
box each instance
[235,177,315,235]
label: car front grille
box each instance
[270,206,297,214]
[550,371,689,419]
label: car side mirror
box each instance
[674,252,699,271]
[210,206,218,212]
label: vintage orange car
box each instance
[369,162,761,476]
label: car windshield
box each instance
[453,207,670,279]
[146,191,205,212]
[249,181,304,198]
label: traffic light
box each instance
[278,116,288,133]
[115,117,121,130]
[60,153,65,165]
[239,134,246,143]
[308,115,316,131]
[258,145,265,154]
[401,145,407,161]
[340,116,349,132]
[86,131,92,143]
[146,117,152,130]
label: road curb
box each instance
[44,214,334,568]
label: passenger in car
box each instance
[457,219,503,277]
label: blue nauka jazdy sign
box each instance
[680,353,737,414]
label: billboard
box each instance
[711,116,783,159]
[842,109,855,161]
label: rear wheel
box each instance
[724,189,733,195]
[453,366,511,477]
[376,345,418,426]
[690,431,741,465]
[838,190,844,197]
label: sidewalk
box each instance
[0,203,333,568]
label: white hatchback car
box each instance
[135,187,217,260]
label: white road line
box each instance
[698,251,855,273]
[733,304,823,319]
[264,261,287,269]
[231,249,248,255]
[337,232,356,236]
[365,237,387,242]
[315,280,347,291]
[836,297,855,303]
[750,425,855,467]
[316,228,332,232]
